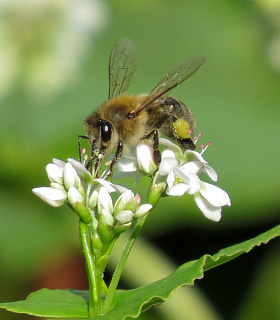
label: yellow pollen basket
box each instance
[173,119,190,139]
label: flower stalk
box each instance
[79,221,101,317]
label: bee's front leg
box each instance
[78,135,89,162]
[108,141,123,175]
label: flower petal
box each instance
[203,164,218,181]
[115,156,138,173]
[184,150,207,163]
[194,192,222,222]
[158,157,178,176]
[161,149,176,160]
[95,179,129,194]
[134,204,153,218]
[53,158,65,169]
[160,138,183,155]
[200,182,231,207]
[180,161,202,175]
[32,187,67,207]
[166,183,190,196]
[67,158,92,183]
[166,170,175,190]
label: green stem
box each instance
[103,215,148,314]
[103,183,164,314]
[79,221,102,318]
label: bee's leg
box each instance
[176,137,196,151]
[108,141,123,175]
[88,140,98,173]
[143,130,161,165]
[78,135,89,162]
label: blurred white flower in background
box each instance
[0,0,108,100]
[252,0,280,73]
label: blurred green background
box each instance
[0,0,279,319]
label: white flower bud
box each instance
[46,164,64,184]
[68,187,84,205]
[114,190,134,214]
[50,182,66,191]
[32,187,67,207]
[89,189,99,209]
[115,210,134,225]
[64,163,81,190]
[67,158,92,183]
[136,143,157,175]
[98,187,113,214]
[134,204,153,218]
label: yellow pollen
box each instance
[173,119,190,139]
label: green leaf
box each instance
[1,225,279,319]
[0,288,88,318]
[86,224,280,320]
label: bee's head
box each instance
[84,115,115,158]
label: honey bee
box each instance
[79,38,206,172]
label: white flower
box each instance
[156,138,231,221]
[160,138,218,181]
[194,182,231,222]
[157,150,201,196]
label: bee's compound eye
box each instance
[100,120,112,143]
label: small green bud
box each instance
[73,202,92,224]
[148,182,166,206]
[114,222,132,234]
[98,215,115,244]
[92,232,103,251]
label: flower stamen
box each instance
[194,132,203,144]
[200,141,211,155]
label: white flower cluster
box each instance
[33,159,152,242]
[116,138,231,222]
[33,135,230,232]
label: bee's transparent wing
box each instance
[133,56,206,115]
[108,38,137,99]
